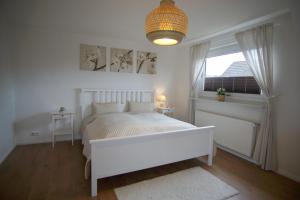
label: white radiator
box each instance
[195,110,256,157]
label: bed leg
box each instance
[208,153,213,166]
[91,177,97,197]
[207,131,214,166]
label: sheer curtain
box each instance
[235,23,274,170]
[187,41,211,123]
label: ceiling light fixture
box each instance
[145,0,188,46]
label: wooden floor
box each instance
[0,141,299,200]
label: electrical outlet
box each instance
[30,132,40,136]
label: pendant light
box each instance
[145,0,188,46]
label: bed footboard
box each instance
[90,126,215,197]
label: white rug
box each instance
[115,167,239,200]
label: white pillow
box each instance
[93,103,126,114]
[128,102,155,113]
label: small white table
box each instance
[50,111,74,148]
[157,107,175,116]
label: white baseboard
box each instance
[1,135,81,162]
[12,135,300,184]
[276,168,300,183]
[16,134,82,145]
[218,144,300,183]
[0,143,16,164]
[216,144,258,165]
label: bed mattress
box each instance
[82,112,196,160]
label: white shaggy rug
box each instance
[115,167,239,200]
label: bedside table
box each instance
[157,107,175,116]
[50,111,74,148]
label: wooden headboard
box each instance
[79,88,155,119]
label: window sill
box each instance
[193,92,266,109]
[202,91,264,101]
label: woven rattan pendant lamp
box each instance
[145,0,188,46]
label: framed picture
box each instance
[110,48,133,73]
[80,44,106,71]
[137,51,157,74]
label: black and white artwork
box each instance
[137,51,157,74]
[80,44,106,71]
[110,48,133,73]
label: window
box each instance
[204,52,260,94]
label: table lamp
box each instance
[157,95,167,108]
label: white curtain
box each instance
[187,41,211,123]
[235,23,274,170]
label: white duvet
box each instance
[82,112,196,160]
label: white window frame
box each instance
[200,41,264,102]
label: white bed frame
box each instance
[79,88,215,197]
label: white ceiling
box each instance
[2,0,297,43]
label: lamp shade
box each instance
[157,95,167,102]
[145,0,188,46]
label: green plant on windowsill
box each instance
[216,88,226,102]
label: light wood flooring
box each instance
[0,141,299,200]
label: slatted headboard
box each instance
[79,88,155,119]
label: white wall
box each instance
[11,26,179,144]
[174,12,300,182]
[272,11,300,182]
[3,0,299,183]
[0,18,16,162]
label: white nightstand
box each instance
[157,107,175,117]
[51,111,74,148]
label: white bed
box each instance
[79,88,215,197]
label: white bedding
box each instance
[82,112,196,160]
